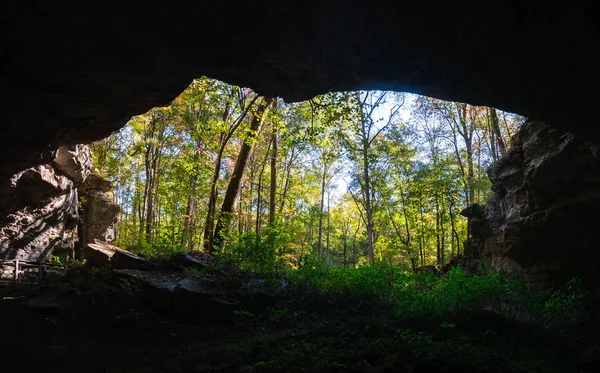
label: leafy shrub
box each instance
[138,232,187,259]
[218,223,293,275]
[286,260,585,328]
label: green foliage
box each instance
[138,232,187,259]
[49,255,84,267]
[218,223,293,274]
[89,265,113,278]
[542,277,586,327]
[286,260,585,329]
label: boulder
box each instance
[114,270,240,324]
[83,242,116,267]
[239,278,288,311]
[114,269,176,313]
[41,268,66,286]
[172,276,240,323]
[171,251,210,269]
[84,240,151,270]
[111,248,151,270]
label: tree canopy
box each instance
[91,77,523,269]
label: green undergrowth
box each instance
[286,260,587,330]
[216,301,577,372]
[207,258,589,372]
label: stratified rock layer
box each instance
[483,122,600,292]
[0,145,92,261]
[77,172,119,258]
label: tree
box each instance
[344,91,404,264]
[212,97,275,252]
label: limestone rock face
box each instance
[0,145,92,261]
[78,172,119,254]
[482,122,600,292]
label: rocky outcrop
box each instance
[0,145,92,261]
[77,172,119,257]
[1,2,599,181]
[114,269,287,324]
[479,121,600,292]
[84,240,151,270]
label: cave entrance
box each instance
[87,77,523,270]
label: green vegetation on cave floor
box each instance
[1,258,598,373]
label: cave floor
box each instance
[0,276,596,373]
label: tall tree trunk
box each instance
[435,193,441,266]
[448,195,461,257]
[269,131,277,226]
[364,146,375,265]
[317,163,328,257]
[489,107,506,156]
[182,172,198,248]
[255,141,272,235]
[203,149,224,249]
[212,97,275,252]
[278,147,298,216]
[203,92,255,251]
[418,192,425,266]
[326,191,331,262]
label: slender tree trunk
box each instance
[435,193,441,266]
[269,131,277,226]
[317,163,328,257]
[418,192,425,266]
[489,107,506,156]
[326,191,331,262]
[212,97,275,251]
[255,140,272,235]
[364,147,375,265]
[182,172,198,248]
[278,147,297,216]
[448,195,461,257]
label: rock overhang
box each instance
[1,1,599,176]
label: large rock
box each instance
[482,121,600,293]
[114,270,240,324]
[84,240,150,270]
[0,145,92,261]
[77,172,119,258]
[83,242,116,267]
[111,248,151,270]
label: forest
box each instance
[92,77,522,270]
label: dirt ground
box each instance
[0,273,597,373]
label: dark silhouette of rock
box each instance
[111,248,151,270]
[171,252,210,269]
[482,121,600,293]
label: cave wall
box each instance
[0,145,92,261]
[77,172,120,258]
[476,121,600,292]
